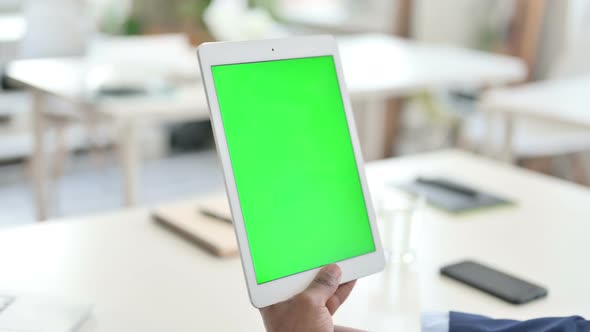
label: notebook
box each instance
[396,177,514,213]
[152,196,238,257]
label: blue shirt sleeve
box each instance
[422,311,450,332]
[450,311,590,332]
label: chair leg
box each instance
[521,156,553,175]
[84,114,109,173]
[538,157,553,175]
[521,158,537,172]
[24,157,33,182]
[48,120,69,217]
[569,153,589,186]
[51,121,69,180]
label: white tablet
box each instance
[197,35,384,308]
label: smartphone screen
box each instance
[211,56,376,284]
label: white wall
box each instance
[412,0,493,47]
[567,0,590,45]
[0,0,21,11]
[536,0,590,78]
[534,0,567,79]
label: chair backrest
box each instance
[83,33,198,93]
[87,34,195,74]
[18,0,96,58]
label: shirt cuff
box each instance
[421,311,450,332]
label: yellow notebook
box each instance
[152,196,238,257]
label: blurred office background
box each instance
[0,0,589,225]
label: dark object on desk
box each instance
[396,177,513,213]
[1,68,21,91]
[92,80,174,98]
[440,260,548,305]
[97,86,146,96]
[169,121,214,152]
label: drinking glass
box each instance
[374,185,425,265]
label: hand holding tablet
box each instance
[260,264,358,332]
[197,35,384,307]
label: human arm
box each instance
[450,311,590,332]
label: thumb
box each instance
[302,264,342,303]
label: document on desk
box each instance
[152,196,238,257]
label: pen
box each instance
[199,208,233,224]
[416,177,478,197]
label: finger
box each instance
[326,279,357,315]
[303,264,342,303]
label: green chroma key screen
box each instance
[212,55,375,284]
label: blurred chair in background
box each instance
[204,0,287,41]
[7,32,207,220]
[17,0,97,211]
[19,0,93,58]
[84,32,200,162]
[462,0,590,185]
[273,0,400,34]
[269,0,417,158]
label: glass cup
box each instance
[374,185,425,265]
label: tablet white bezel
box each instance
[197,35,384,308]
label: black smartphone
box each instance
[440,260,548,305]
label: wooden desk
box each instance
[6,34,526,221]
[0,150,588,331]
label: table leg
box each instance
[31,91,48,221]
[501,113,515,163]
[382,98,405,158]
[481,103,495,157]
[352,99,388,161]
[117,121,139,207]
